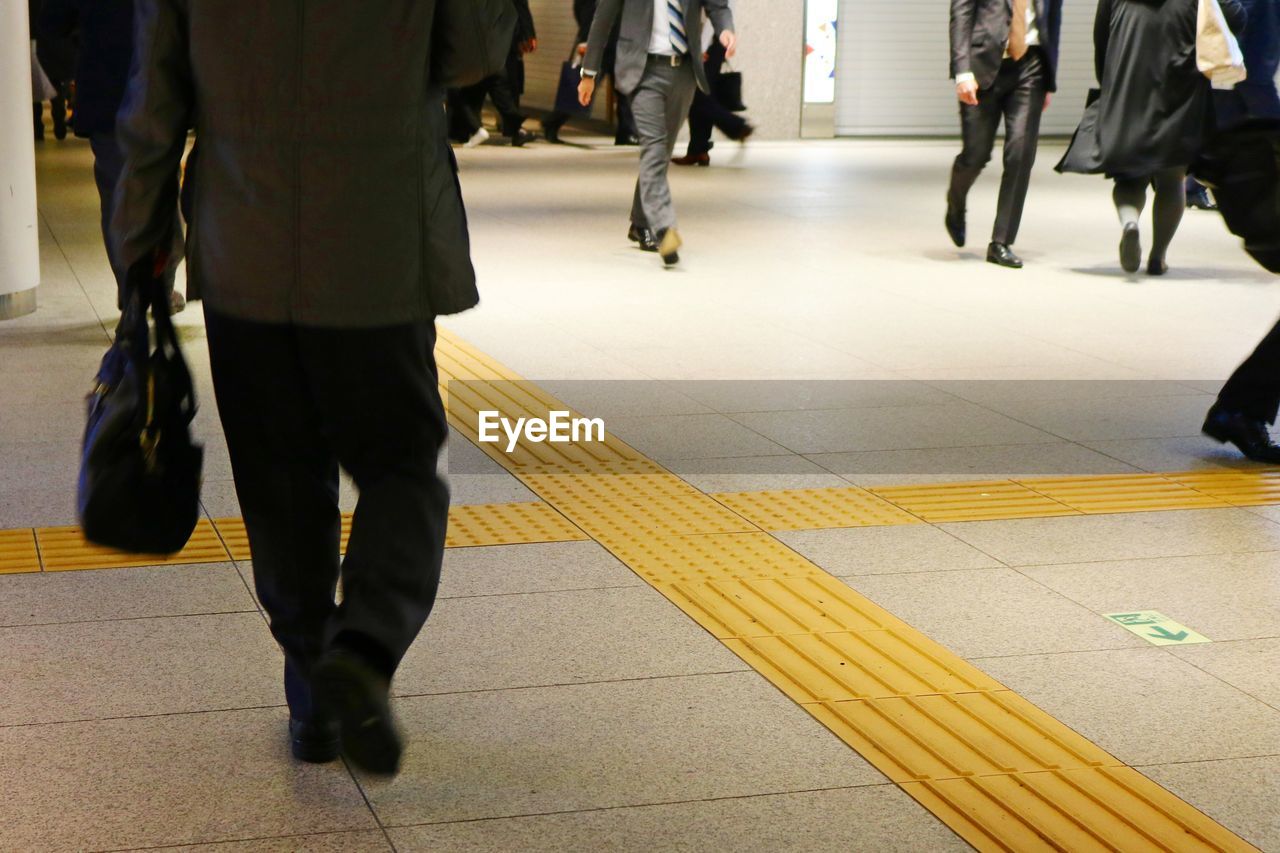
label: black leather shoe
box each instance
[313,649,403,776]
[542,121,563,144]
[510,128,535,147]
[1203,407,1280,463]
[1147,255,1168,276]
[290,717,341,763]
[615,134,640,146]
[986,242,1022,268]
[1120,222,1141,273]
[628,224,658,252]
[945,203,966,247]
[657,227,682,266]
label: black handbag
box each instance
[77,255,203,554]
[713,61,746,112]
[554,52,593,116]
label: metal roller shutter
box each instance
[833,0,1097,136]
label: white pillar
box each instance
[0,1,40,320]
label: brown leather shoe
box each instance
[672,153,710,167]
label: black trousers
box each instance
[948,50,1047,245]
[204,310,450,722]
[685,42,747,157]
[1218,317,1280,423]
[456,57,526,139]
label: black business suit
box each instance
[948,0,1062,246]
[1210,0,1280,426]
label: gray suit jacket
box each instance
[584,0,733,96]
[111,0,514,328]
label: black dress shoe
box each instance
[986,242,1022,269]
[615,134,640,146]
[542,121,563,144]
[1203,407,1280,463]
[628,224,658,252]
[290,717,341,763]
[510,128,535,147]
[1147,255,1168,276]
[313,649,403,776]
[945,203,966,248]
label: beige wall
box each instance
[521,0,805,139]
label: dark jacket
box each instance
[1059,0,1246,178]
[574,0,596,42]
[1215,0,1280,128]
[950,0,1065,92]
[39,0,132,136]
[30,0,77,83]
[111,0,515,328]
[584,0,733,96]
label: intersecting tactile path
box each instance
[433,326,1258,852]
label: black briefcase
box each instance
[77,255,203,555]
[554,57,593,116]
[713,65,746,112]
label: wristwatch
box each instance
[580,68,598,80]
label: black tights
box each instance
[1113,167,1186,267]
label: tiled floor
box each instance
[2,136,1278,850]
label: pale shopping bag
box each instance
[30,41,57,102]
[1196,0,1247,89]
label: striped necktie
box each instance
[668,0,688,55]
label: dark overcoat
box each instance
[1059,0,1246,178]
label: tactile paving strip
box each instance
[1017,475,1230,514]
[433,329,1258,852]
[723,630,1003,703]
[869,480,1080,523]
[436,328,641,470]
[712,486,922,531]
[906,766,1252,852]
[604,532,822,585]
[446,502,589,548]
[0,529,40,574]
[213,502,588,562]
[36,520,231,571]
[1166,468,1280,507]
[811,691,1116,782]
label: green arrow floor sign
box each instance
[1103,611,1211,646]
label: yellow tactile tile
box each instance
[712,486,922,531]
[906,766,1259,852]
[604,532,820,585]
[870,480,1080,523]
[810,691,1117,783]
[723,630,1004,704]
[445,502,589,548]
[211,517,251,561]
[212,503,587,562]
[1167,468,1280,507]
[660,572,916,639]
[36,520,230,571]
[424,329,1258,851]
[0,529,40,574]
[520,463,757,542]
[1018,475,1230,514]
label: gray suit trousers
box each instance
[629,56,697,233]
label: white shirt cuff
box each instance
[955,72,976,85]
